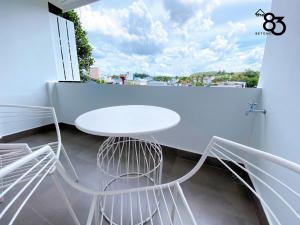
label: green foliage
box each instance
[177,76,192,85]
[111,75,120,79]
[153,76,173,82]
[195,82,204,86]
[244,69,259,77]
[62,11,95,81]
[245,76,259,87]
[133,73,150,79]
[95,79,105,84]
[211,69,259,87]
[175,69,260,87]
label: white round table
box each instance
[75,105,180,225]
[75,105,180,137]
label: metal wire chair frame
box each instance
[0,104,79,182]
[1,136,300,225]
[0,144,58,225]
[50,136,300,225]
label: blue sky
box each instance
[76,0,271,76]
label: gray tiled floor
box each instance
[2,127,262,225]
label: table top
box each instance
[75,105,180,137]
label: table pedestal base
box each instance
[97,137,163,225]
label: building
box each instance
[90,67,101,80]
[147,80,168,86]
[126,72,134,80]
[213,81,246,88]
[203,76,215,86]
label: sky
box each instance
[76,0,272,76]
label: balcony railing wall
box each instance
[50,82,261,154]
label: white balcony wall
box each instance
[52,83,261,154]
[252,0,300,224]
[0,0,58,106]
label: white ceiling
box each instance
[49,0,101,12]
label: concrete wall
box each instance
[0,0,58,106]
[53,82,261,154]
[252,0,300,224]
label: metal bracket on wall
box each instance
[245,103,266,115]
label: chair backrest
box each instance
[0,105,62,158]
[0,144,56,225]
[196,136,300,225]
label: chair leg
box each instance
[51,175,81,225]
[86,195,97,225]
[61,144,79,182]
[0,156,3,203]
[170,185,178,225]
[94,196,99,225]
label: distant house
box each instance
[134,78,148,85]
[147,80,167,86]
[213,81,246,88]
[203,76,215,86]
[168,78,178,86]
[126,72,134,80]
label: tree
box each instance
[177,76,192,85]
[133,73,150,79]
[244,69,259,77]
[62,11,95,81]
[210,69,260,87]
[95,79,105,84]
[190,74,203,84]
[245,76,259,87]
[111,75,120,79]
[153,76,173,82]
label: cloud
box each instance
[77,0,268,75]
[210,35,233,51]
[205,46,265,71]
[77,1,168,56]
[203,21,266,72]
[228,21,246,37]
[162,0,220,25]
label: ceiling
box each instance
[49,0,101,12]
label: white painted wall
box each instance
[0,0,58,106]
[251,0,300,224]
[52,83,260,154]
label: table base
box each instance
[97,136,163,224]
[99,173,160,225]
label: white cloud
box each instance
[77,6,133,40]
[162,0,220,25]
[205,46,265,71]
[77,0,268,75]
[210,35,233,51]
[77,1,168,55]
[228,21,247,37]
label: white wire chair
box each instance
[0,104,79,182]
[0,136,300,225]
[0,144,57,225]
